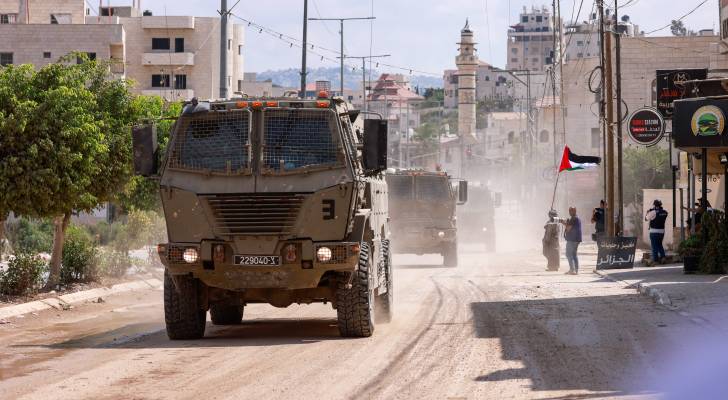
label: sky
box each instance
[106,0,721,75]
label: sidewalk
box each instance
[596,264,728,332]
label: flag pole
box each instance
[551,171,561,211]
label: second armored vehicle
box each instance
[386,169,467,266]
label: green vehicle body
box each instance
[134,96,393,339]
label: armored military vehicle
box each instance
[385,169,467,266]
[457,182,500,252]
[132,94,392,339]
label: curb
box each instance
[594,269,673,307]
[0,278,162,321]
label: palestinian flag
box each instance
[559,146,601,172]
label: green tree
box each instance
[413,122,440,151]
[0,54,138,287]
[623,146,671,236]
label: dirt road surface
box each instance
[0,246,711,399]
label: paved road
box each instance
[0,246,713,399]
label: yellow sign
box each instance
[691,105,725,137]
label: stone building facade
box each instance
[0,0,244,100]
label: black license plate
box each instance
[234,255,281,266]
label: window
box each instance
[507,131,515,144]
[485,76,490,81]
[511,48,518,54]
[577,53,584,58]
[237,79,243,92]
[416,176,450,201]
[175,38,185,53]
[238,45,243,55]
[522,16,529,23]
[577,40,584,46]
[591,128,600,149]
[540,130,550,143]
[228,39,232,50]
[152,74,170,88]
[0,14,17,24]
[50,13,71,24]
[43,52,51,59]
[387,175,413,199]
[536,16,543,22]
[76,52,96,64]
[0,52,13,66]
[152,38,170,50]
[511,58,518,63]
[174,75,187,90]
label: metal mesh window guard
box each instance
[169,110,251,174]
[416,177,451,200]
[263,109,341,172]
[386,175,414,199]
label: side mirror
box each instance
[363,119,388,174]
[494,192,503,208]
[458,180,468,205]
[132,124,158,177]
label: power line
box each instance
[230,14,442,78]
[643,0,710,35]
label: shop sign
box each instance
[628,107,665,146]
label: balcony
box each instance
[142,16,195,29]
[142,52,195,66]
[141,89,195,101]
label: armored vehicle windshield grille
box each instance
[203,193,307,235]
[169,110,251,174]
[416,176,451,200]
[262,109,341,173]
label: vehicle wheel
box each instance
[164,271,206,340]
[443,242,458,267]
[336,242,375,337]
[375,239,393,323]
[210,305,243,325]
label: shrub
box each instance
[0,253,47,295]
[98,248,132,278]
[60,225,99,284]
[699,211,728,274]
[5,218,54,254]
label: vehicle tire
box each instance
[443,242,458,267]
[210,305,243,325]
[336,242,375,337]
[164,271,206,340]
[375,239,393,323]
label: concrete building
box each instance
[443,62,514,109]
[563,12,640,63]
[0,0,244,100]
[507,5,561,73]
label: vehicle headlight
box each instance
[317,247,332,262]
[438,231,445,238]
[482,227,488,232]
[183,248,199,263]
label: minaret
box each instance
[456,19,478,143]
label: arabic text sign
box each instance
[596,236,637,270]
[656,69,708,119]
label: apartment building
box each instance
[443,62,514,109]
[0,0,244,100]
[506,5,561,72]
[563,12,639,63]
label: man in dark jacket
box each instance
[561,207,582,275]
[646,199,669,264]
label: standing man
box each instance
[561,207,582,275]
[591,200,606,241]
[543,210,561,271]
[646,199,669,264]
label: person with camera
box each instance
[591,200,606,241]
[561,207,582,275]
[646,199,669,264]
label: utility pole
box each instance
[605,16,615,237]
[614,0,624,234]
[598,0,607,203]
[300,0,308,98]
[219,0,229,99]
[309,16,375,96]
[338,54,390,111]
[551,0,559,166]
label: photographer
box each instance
[591,200,606,241]
[646,199,668,264]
